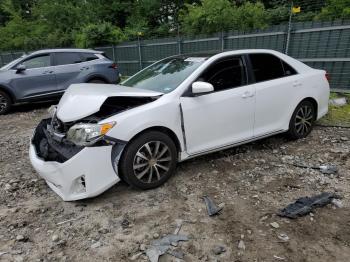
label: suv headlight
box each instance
[66,122,116,146]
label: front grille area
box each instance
[32,118,83,163]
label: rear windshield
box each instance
[122,56,206,93]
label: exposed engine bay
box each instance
[32,96,158,163]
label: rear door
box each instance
[180,56,255,155]
[9,53,57,100]
[249,53,300,136]
[53,52,89,91]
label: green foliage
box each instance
[180,0,269,34]
[0,0,347,51]
[180,0,236,34]
[234,2,269,31]
[75,22,126,48]
[267,5,290,25]
[317,0,350,20]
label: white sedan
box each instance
[29,49,329,201]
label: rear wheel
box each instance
[88,79,106,84]
[0,91,12,115]
[119,131,177,189]
[288,100,316,139]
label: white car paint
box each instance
[57,84,162,122]
[29,49,330,201]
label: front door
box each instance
[10,54,57,100]
[180,56,255,155]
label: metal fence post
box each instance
[112,45,116,62]
[178,36,182,55]
[285,2,293,54]
[221,31,225,51]
[0,54,3,67]
[177,26,182,55]
[137,35,142,70]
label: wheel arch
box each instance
[86,74,109,83]
[126,126,182,154]
[0,84,15,103]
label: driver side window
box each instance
[197,56,247,92]
[22,54,51,69]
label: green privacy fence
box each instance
[1,20,349,91]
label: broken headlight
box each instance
[48,105,57,118]
[66,122,116,146]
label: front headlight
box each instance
[48,105,57,118]
[66,122,116,146]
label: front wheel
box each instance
[119,131,178,189]
[288,100,316,139]
[0,91,12,115]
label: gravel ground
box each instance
[0,103,349,262]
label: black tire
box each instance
[88,79,106,84]
[288,100,316,139]
[0,90,12,115]
[119,131,178,190]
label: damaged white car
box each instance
[29,49,329,201]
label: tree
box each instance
[180,0,237,34]
[75,22,126,48]
[234,2,269,31]
[180,0,269,34]
[317,0,350,20]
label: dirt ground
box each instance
[0,102,349,262]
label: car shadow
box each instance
[10,100,59,114]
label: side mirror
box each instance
[16,64,26,73]
[192,81,214,95]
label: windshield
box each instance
[122,56,206,93]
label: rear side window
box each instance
[81,53,99,62]
[198,57,247,92]
[54,52,83,65]
[281,60,297,76]
[249,54,296,82]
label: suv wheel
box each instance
[0,91,12,115]
[88,79,106,84]
[288,100,316,139]
[119,131,177,190]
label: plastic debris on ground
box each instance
[329,97,347,107]
[278,192,340,219]
[145,218,189,262]
[203,195,223,216]
[292,163,338,174]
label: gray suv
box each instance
[0,48,120,114]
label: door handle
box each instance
[293,81,302,87]
[242,91,254,98]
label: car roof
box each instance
[31,48,103,55]
[172,49,286,59]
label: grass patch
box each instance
[120,75,129,82]
[317,92,350,127]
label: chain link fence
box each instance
[1,20,349,91]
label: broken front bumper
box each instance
[29,119,122,201]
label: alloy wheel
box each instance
[133,141,172,183]
[0,94,8,113]
[295,105,313,136]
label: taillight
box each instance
[325,72,330,82]
[109,63,118,69]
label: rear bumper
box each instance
[29,143,120,201]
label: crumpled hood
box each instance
[57,83,163,122]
